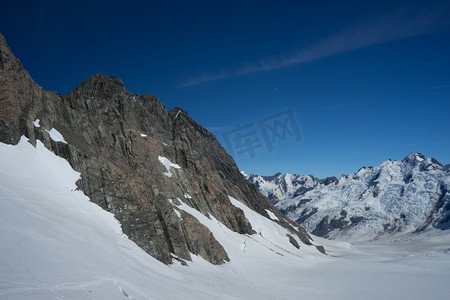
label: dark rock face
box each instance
[311,214,359,238]
[319,177,339,186]
[0,33,312,264]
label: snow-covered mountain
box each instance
[248,153,450,240]
[3,138,450,299]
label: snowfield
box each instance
[1,138,449,299]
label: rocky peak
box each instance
[66,72,129,99]
[0,34,314,265]
[402,152,425,165]
[0,33,21,71]
[401,152,443,173]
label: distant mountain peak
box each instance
[249,153,450,240]
[400,152,443,173]
[402,152,425,164]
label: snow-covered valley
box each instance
[1,137,449,300]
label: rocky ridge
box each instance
[0,33,315,265]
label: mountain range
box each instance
[248,153,450,240]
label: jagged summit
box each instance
[0,32,10,57]
[66,72,129,99]
[400,152,444,173]
[402,152,439,164]
[0,33,24,72]
[402,152,424,165]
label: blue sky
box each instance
[1,0,450,177]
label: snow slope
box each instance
[1,139,449,300]
[0,137,184,299]
[248,153,450,240]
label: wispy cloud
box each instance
[434,84,450,89]
[179,5,450,88]
[178,72,229,88]
[206,126,231,132]
[309,103,346,113]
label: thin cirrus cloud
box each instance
[179,6,450,88]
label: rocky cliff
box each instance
[0,33,314,264]
[248,154,450,240]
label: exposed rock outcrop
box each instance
[0,33,313,264]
